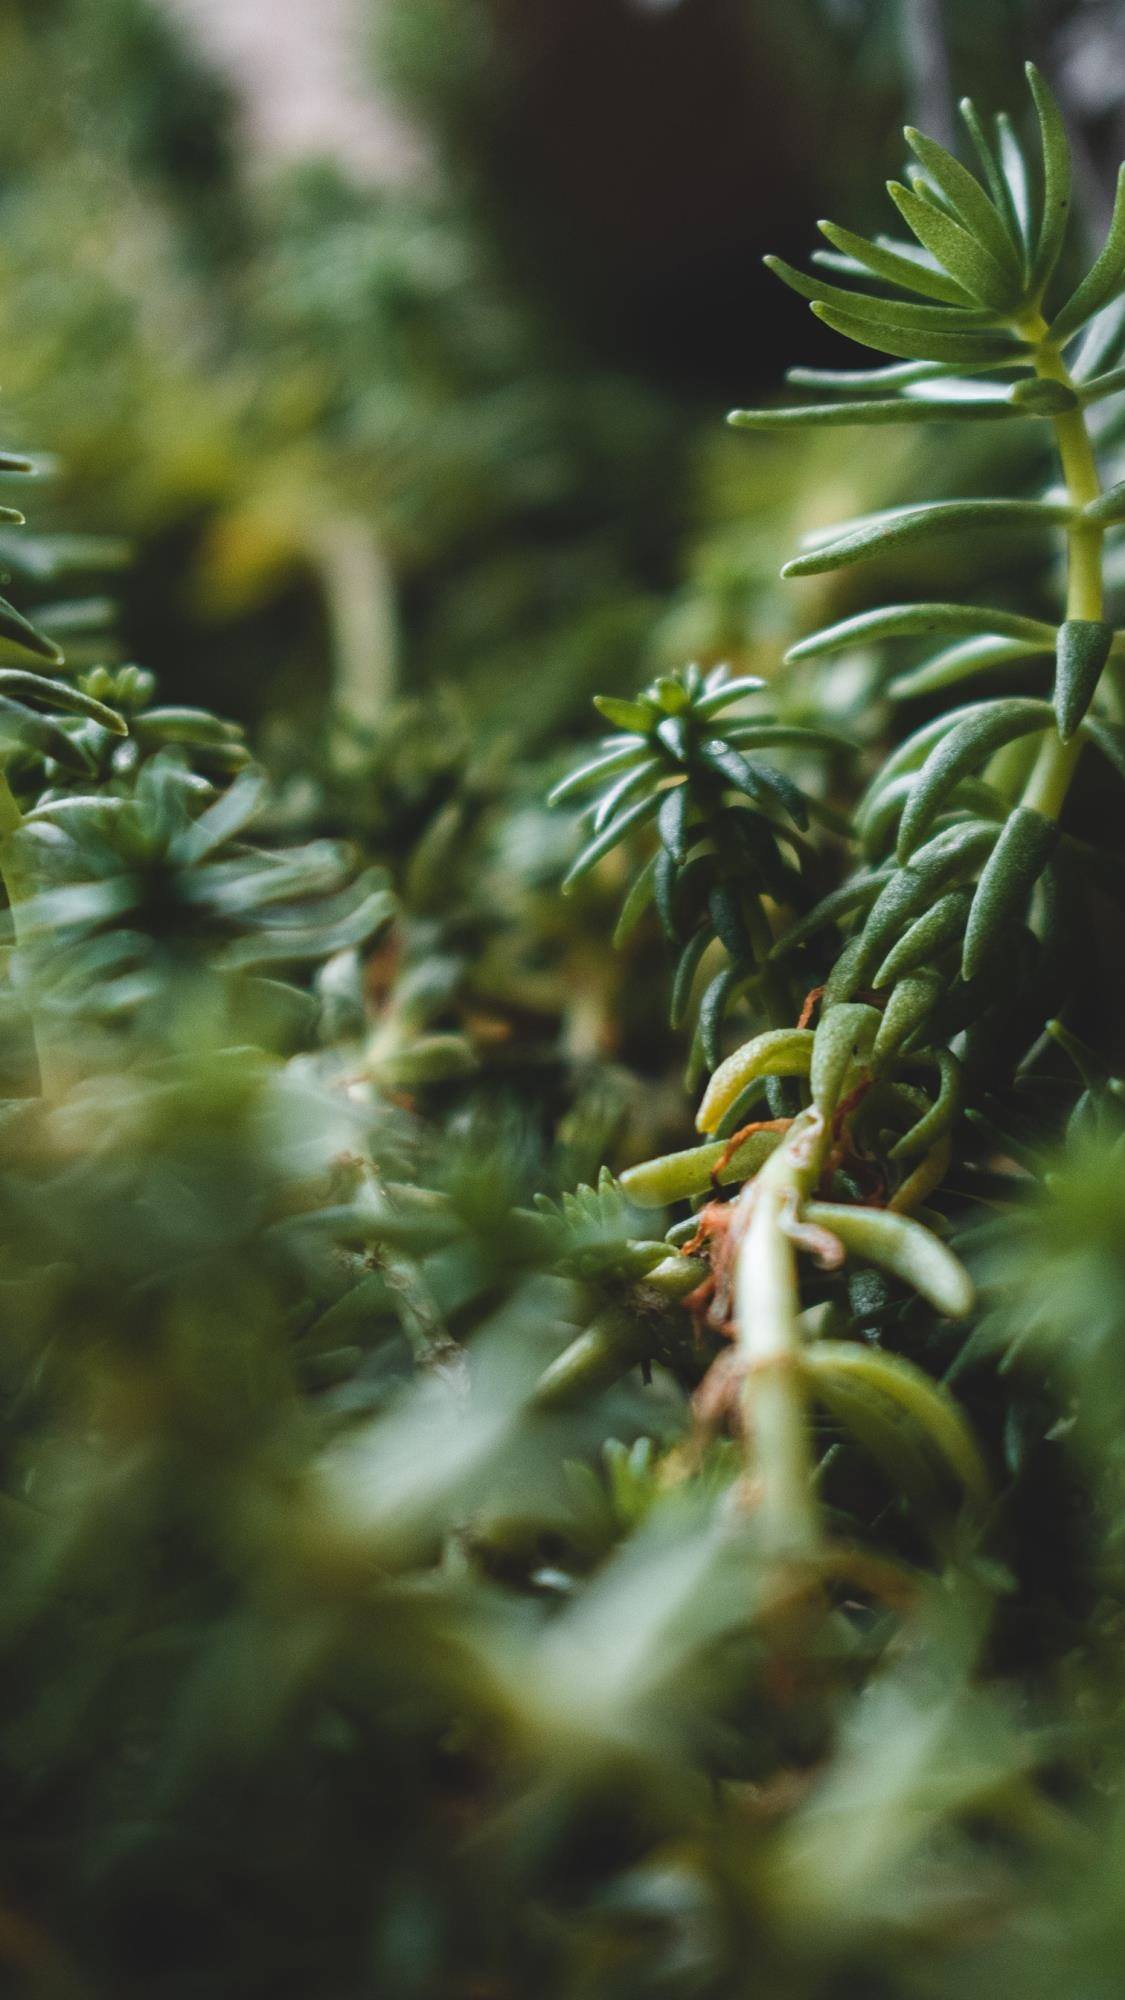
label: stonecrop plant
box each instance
[556,61,1125,1555]
[8,55,1125,2000]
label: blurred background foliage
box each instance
[2,3,1125,1995]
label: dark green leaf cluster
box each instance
[552,662,846,1060]
[9,761,393,1044]
[733,66,1125,424]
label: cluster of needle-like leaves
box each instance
[552,662,846,1062]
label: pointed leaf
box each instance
[621,1127,782,1206]
[873,889,972,987]
[889,634,1051,700]
[804,1341,986,1501]
[810,303,1022,366]
[887,180,1021,309]
[872,971,944,1060]
[896,699,1054,860]
[549,742,649,805]
[590,758,661,833]
[763,254,994,330]
[854,821,1000,979]
[670,926,710,1029]
[724,722,855,753]
[960,96,1022,245]
[696,1027,814,1135]
[699,964,739,1070]
[613,850,658,947]
[0,595,63,665]
[653,846,679,940]
[888,1048,962,1162]
[0,694,91,773]
[781,498,1067,578]
[0,669,127,735]
[562,791,661,891]
[1026,62,1072,294]
[658,781,691,861]
[1053,619,1113,740]
[594,695,655,732]
[707,882,751,959]
[692,675,766,717]
[1079,364,1125,406]
[810,1002,880,1114]
[179,768,269,863]
[697,741,808,827]
[768,869,894,959]
[786,602,1056,663]
[996,111,1034,250]
[961,805,1058,979]
[786,359,951,392]
[904,127,1021,280]
[816,217,973,302]
[730,396,1016,429]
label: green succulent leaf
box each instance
[590,758,662,833]
[1077,363,1125,406]
[872,971,945,1060]
[810,1002,881,1114]
[0,669,127,735]
[658,781,692,863]
[809,302,1024,366]
[0,595,64,665]
[730,397,1016,429]
[903,126,1022,280]
[692,675,766,718]
[804,1340,986,1494]
[959,96,1022,243]
[1053,619,1114,740]
[896,699,1054,860]
[888,1049,962,1164]
[612,849,658,946]
[696,1027,814,1135]
[1026,62,1072,295]
[815,219,974,302]
[961,806,1058,978]
[548,742,649,805]
[763,254,996,330]
[0,694,92,773]
[669,926,710,1028]
[782,499,1069,578]
[698,963,741,1069]
[886,179,1022,310]
[854,821,1001,978]
[1083,483,1125,526]
[787,603,1056,663]
[621,1127,783,1206]
[562,791,662,891]
[786,359,953,392]
[889,635,1052,701]
[996,109,1034,249]
[873,890,973,988]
